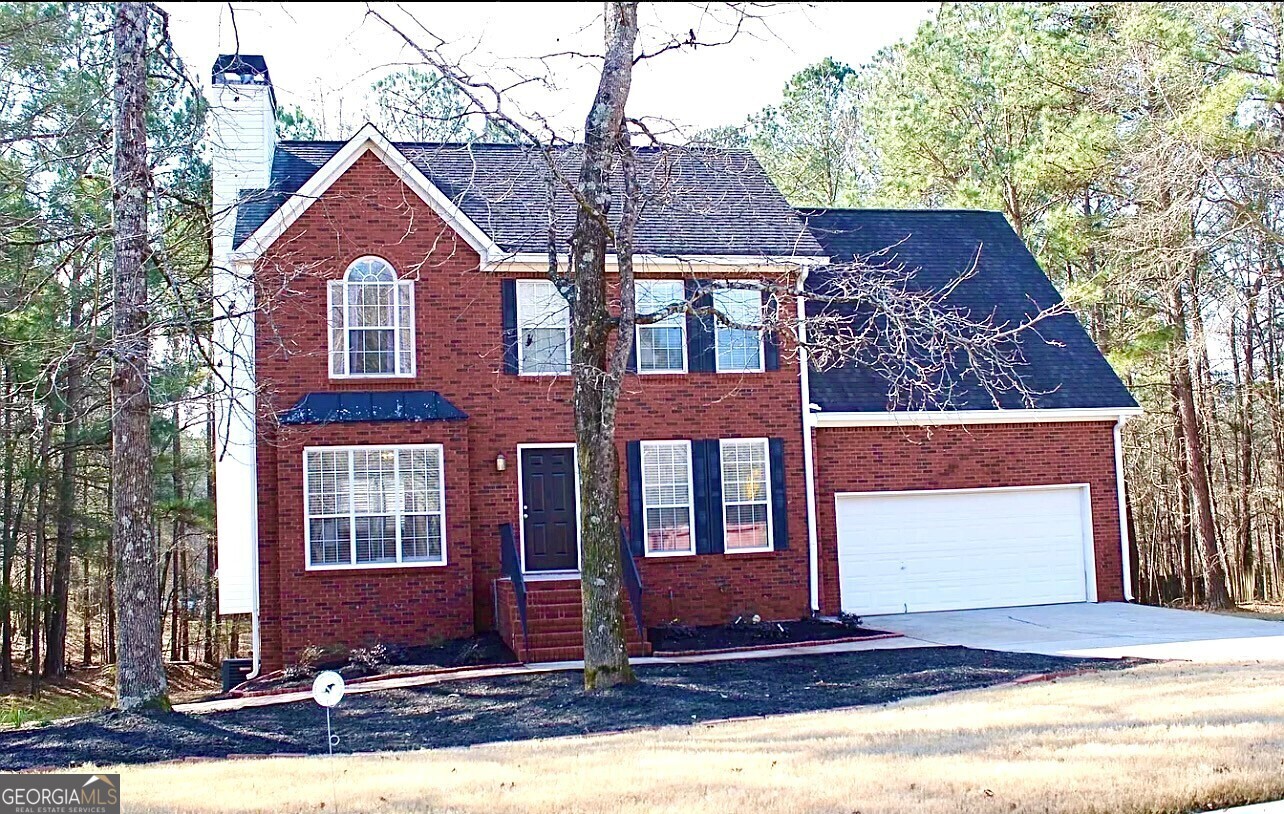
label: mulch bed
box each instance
[234,632,517,695]
[649,617,892,654]
[0,646,1136,771]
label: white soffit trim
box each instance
[484,252,830,273]
[810,407,1144,428]
[232,122,503,264]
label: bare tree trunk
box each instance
[1170,284,1233,609]
[169,403,184,662]
[111,1,168,711]
[574,1,638,691]
[203,390,216,665]
[1,365,14,681]
[45,290,83,677]
[30,409,53,696]
[81,556,92,667]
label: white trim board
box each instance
[810,407,1142,428]
[486,253,830,274]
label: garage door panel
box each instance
[836,486,1091,615]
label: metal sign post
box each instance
[311,670,346,757]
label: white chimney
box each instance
[209,54,277,260]
[208,55,276,630]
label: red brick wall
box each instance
[264,421,473,667]
[252,150,811,668]
[811,421,1126,615]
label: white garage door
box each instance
[836,485,1094,615]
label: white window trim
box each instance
[712,289,766,374]
[515,279,572,377]
[635,279,688,375]
[719,437,774,553]
[640,439,697,558]
[328,256,417,380]
[302,443,448,571]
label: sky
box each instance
[163,2,934,138]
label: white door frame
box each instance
[516,442,583,577]
[833,482,1099,612]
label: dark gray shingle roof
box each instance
[235,140,824,257]
[802,208,1137,413]
[279,391,468,425]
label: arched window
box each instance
[328,257,415,377]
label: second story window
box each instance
[712,288,764,373]
[635,280,687,374]
[516,279,571,375]
[328,256,415,378]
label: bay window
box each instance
[304,444,446,569]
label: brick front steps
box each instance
[495,578,652,662]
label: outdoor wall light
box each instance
[496,453,507,472]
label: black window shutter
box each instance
[626,441,644,556]
[685,279,715,372]
[626,325,638,373]
[691,440,713,554]
[705,440,725,553]
[768,437,789,550]
[763,290,780,371]
[501,279,518,374]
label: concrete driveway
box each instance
[865,602,1284,662]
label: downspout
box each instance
[240,256,262,680]
[1114,414,1134,602]
[247,457,261,678]
[796,267,821,613]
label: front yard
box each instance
[96,660,1284,814]
[2,647,1103,769]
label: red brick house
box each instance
[209,56,1140,675]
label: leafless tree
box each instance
[362,0,1057,689]
[111,0,168,711]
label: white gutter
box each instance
[1114,414,1136,602]
[811,407,1143,428]
[796,268,821,613]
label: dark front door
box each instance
[521,447,579,571]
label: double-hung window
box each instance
[516,280,571,374]
[304,445,446,569]
[328,256,414,377]
[635,280,687,374]
[712,288,764,373]
[719,438,772,552]
[640,440,694,556]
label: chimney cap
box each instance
[212,54,276,110]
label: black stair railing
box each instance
[499,523,529,651]
[619,526,645,637]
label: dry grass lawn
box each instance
[103,661,1284,814]
[1217,602,1284,622]
[1,662,216,728]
